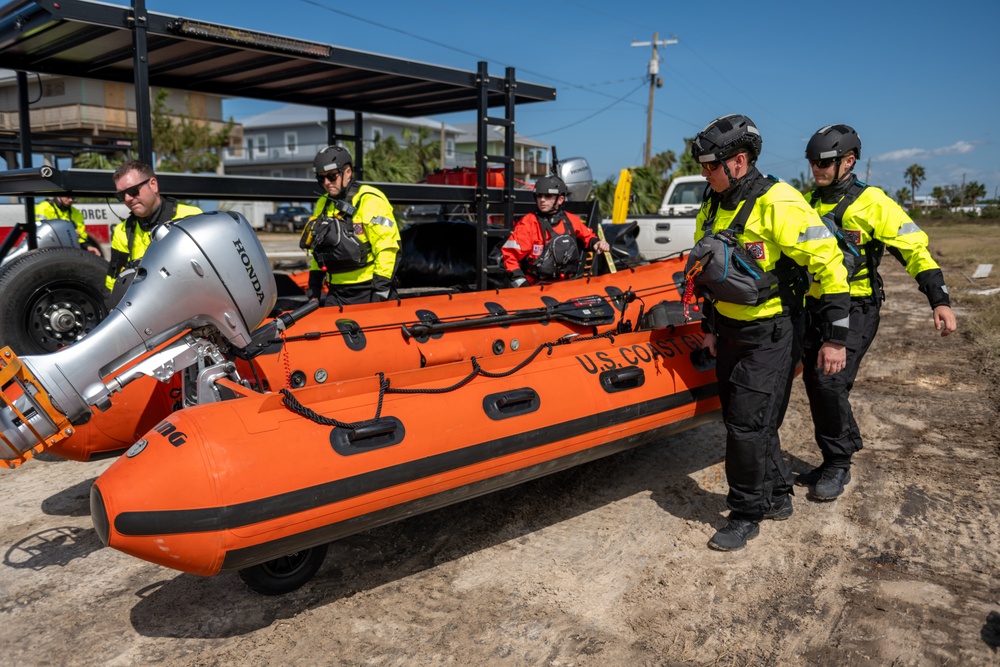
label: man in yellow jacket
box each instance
[106,160,202,301]
[688,114,851,552]
[34,194,102,256]
[302,145,400,305]
[797,124,957,500]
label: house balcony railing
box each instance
[0,104,232,137]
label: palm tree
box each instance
[904,164,925,210]
[964,181,987,207]
[401,126,440,179]
[895,187,912,207]
[591,177,617,218]
[648,150,676,179]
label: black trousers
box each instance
[323,281,379,306]
[801,299,881,469]
[715,312,802,521]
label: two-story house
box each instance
[0,70,233,171]
[451,123,551,184]
[222,105,464,180]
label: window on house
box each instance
[42,81,65,98]
[371,126,383,143]
[255,135,267,155]
[285,132,298,155]
[446,139,455,160]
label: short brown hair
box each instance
[113,159,155,183]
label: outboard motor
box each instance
[557,158,594,202]
[1,219,80,267]
[0,211,276,466]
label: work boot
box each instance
[813,467,851,501]
[763,494,793,521]
[708,518,760,551]
[795,464,826,487]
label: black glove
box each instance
[372,275,393,301]
[509,269,528,288]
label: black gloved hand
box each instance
[372,274,393,301]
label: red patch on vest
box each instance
[744,241,765,260]
[354,223,364,236]
[844,229,861,245]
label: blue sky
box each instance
[135,0,998,199]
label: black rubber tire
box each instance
[264,220,275,233]
[285,221,295,233]
[238,543,328,595]
[0,247,110,355]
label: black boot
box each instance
[708,517,760,551]
[763,493,793,521]
[813,467,851,501]
[795,464,826,487]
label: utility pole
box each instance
[632,32,676,167]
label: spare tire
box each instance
[0,247,110,355]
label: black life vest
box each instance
[300,189,373,273]
[526,211,583,280]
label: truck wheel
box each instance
[238,543,328,595]
[286,221,295,233]
[0,248,110,355]
[264,221,275,233]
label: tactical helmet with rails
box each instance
[534,175,569,196]
[313,145,353,176]
[805,124,862,161]
[691,114,763,164]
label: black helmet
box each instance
[313,145,352,174]
[805,124,862,161]
[534,175,568,196]
[691,114,762,164]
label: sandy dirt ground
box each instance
[1,257,998,666]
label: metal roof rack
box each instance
[0,0,562,288]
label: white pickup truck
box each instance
[604,175,706,261]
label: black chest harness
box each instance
[300,188,377,273]
[810,179,886,300]
[525,211,583,280]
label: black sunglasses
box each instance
[809,158,838,169]
[115,177,152,201]
[316,171,342,183]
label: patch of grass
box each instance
[933,222,1000,412]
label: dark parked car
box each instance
[263,206,311,233]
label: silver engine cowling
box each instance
[557,158,594,202]
[0,211,276,451]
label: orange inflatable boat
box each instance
[91,324,717,593]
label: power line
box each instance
[533,81,647,137]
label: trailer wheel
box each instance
[238,543,328,595]
[0,248,110,355]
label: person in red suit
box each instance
[501,175,609,286]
